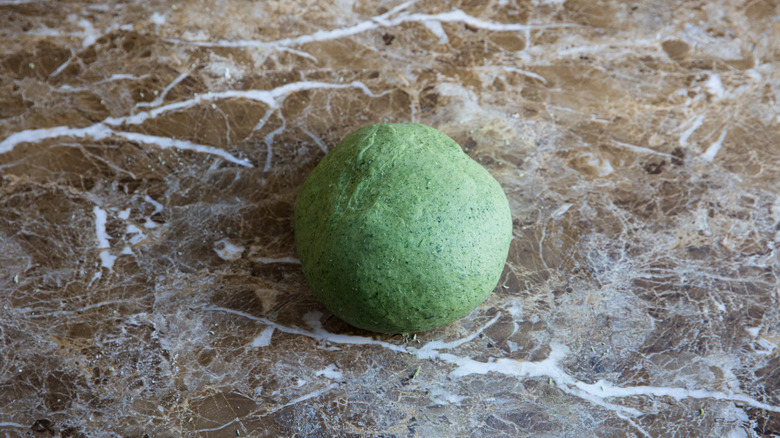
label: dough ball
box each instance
[294,123,512,334]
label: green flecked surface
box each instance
[294,123,512,334]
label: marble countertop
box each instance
[1,0,779,436]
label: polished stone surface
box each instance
[1,0,779,436]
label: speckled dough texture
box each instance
[295,123,512,333]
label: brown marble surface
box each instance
[1,0,779,437]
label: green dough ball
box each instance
[294,123,512,334]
